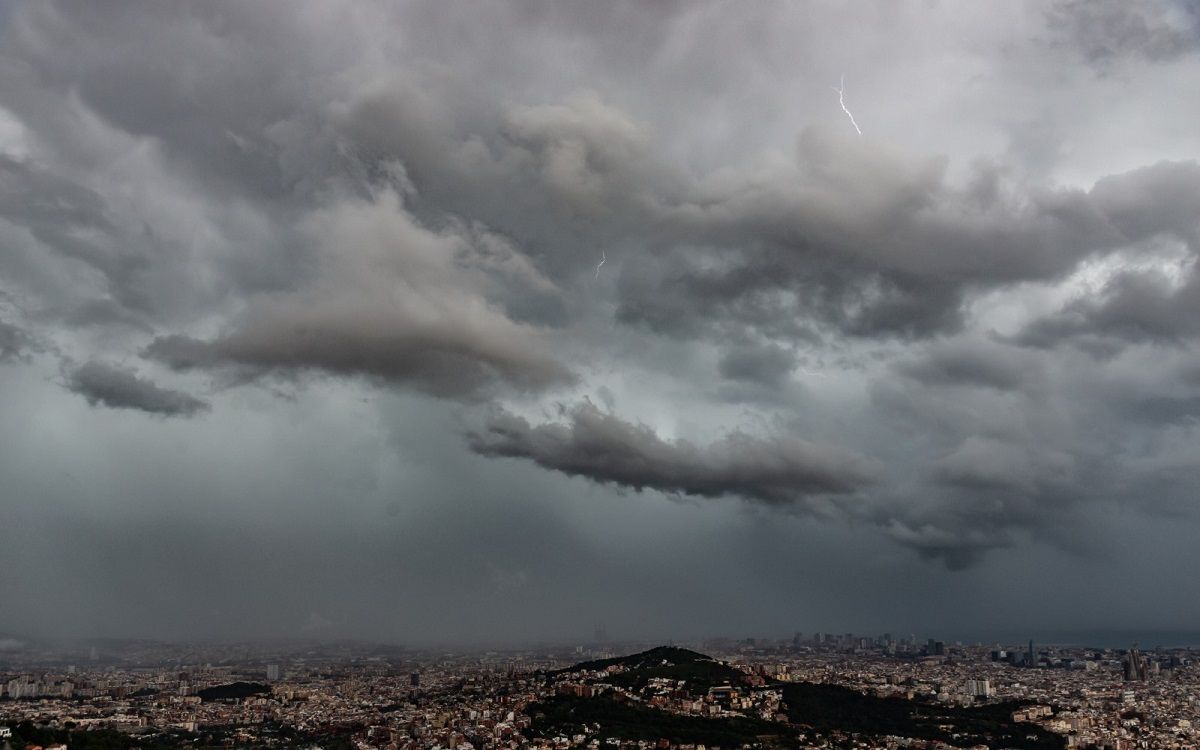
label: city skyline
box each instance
[2,1,1200,644]
[9,628,1200,654]
[2,638,1197,748]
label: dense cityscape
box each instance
[3,634,1198,750]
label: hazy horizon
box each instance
[9,629,1200,655]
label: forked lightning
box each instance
[832,74,862,136]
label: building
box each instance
[1123,647,1148,682]
[965,679,994,698]
[7,679,43,699]
[266,664,281,681]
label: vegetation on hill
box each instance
[607,659,751,692]
[2,719,353,750]
[561,646,751,691]
[2,722,178,750]
[563,646,714,673]
[781,683,1064,750]
[195,681,270,701]
[554,648,1065,750]
[529,694,795,748]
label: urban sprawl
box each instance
[1,635,1197,750]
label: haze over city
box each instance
[3,0,1200,647]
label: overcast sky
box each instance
[2,0,1200,646]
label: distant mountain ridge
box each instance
[561,646,717,674]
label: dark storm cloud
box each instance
[1048,0,1199,67]
[0,156,149,310]
[1011,161,1200,352]
[467,401,879,507]
[6,3,355,206]
[0,317,37,363]
[64,360,208,417]
[1089,161,1200,244]
[1018,267,1200,350]
[55,299,154,332]
[340,54,1186,347]
[0,156,110,254]
[618,147,1200,346]
[875,435,1095,571]
[878,515,1011,572]
[147,308,573,401]
[8,2,1192,350]
[932,436,1075,494]
[328,60,1200,352]
[143,186,575,401]
[896,339,1041,391]
[3,0,1200,643]
[1124,394,1200,425]
[463,400,1097,572]
[717,343,797,386]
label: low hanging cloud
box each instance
[896,339,1043,391]
[65,360,209,417]
[145,187,575,401]
[467,401,880,508]
[1047,0,1200,68]
[146,303,573,401]
[932,436,1076,495]
[870,437,1085,571]
[1018,266,1200,352]
[717,343,798,387]
[0,318,39,363]
[619,145,1200,346]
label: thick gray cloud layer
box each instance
[1048,0,1200,66]
[65,360,209,417]
[0,318,36,363]
[1,0,1200,642]
[468,402,879,507]
[896,339,1040,391]
[616,152,1200,344]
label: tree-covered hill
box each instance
[559,646,752,691]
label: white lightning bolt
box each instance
[832,73,862,136]
[595,250,606,279]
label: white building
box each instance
[965,678,994,698]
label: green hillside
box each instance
[529,694,794,748]
[562,646,751,692]
[564,646,714,673]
